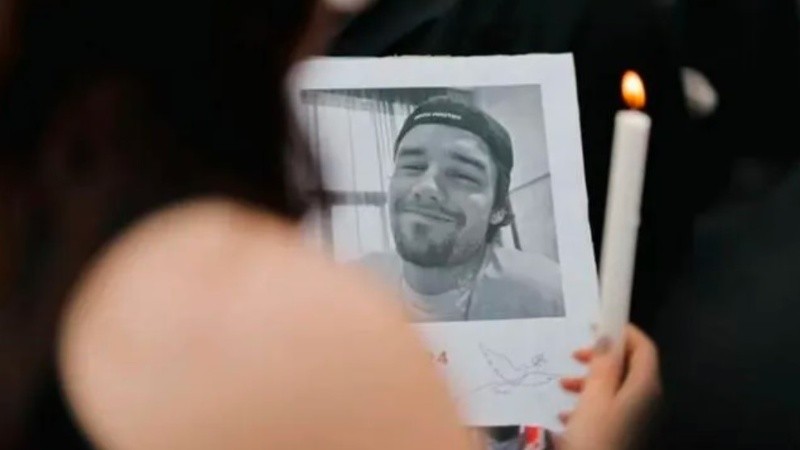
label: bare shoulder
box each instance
[59,198,468,450]
[62,197,395,329]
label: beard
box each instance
[390,195,473,267]
[393,219,459,267]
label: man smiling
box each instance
[361,96,564,322]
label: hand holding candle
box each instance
[597,71,652,348]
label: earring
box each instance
[322,0,373,13]
[490,210,507,226]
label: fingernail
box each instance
[594,336,611,355]
[560,377,584,393]
[573,348,592,363]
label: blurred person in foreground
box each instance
[0,0,659,449]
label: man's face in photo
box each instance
[389,123,500,267]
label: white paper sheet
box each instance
[290,54,598,430]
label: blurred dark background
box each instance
[329,0,800,448]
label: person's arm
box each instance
[58,199,473,450]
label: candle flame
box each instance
[622,71,646,110]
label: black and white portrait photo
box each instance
[301,86,564,323]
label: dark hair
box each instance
[0,0,320,445]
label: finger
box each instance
[582,336,624,398]
[559,377,585,393]
[558,411,572,425]
[618,325,661,400]
[573,348,593,364]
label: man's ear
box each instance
[489,198,514,228]
[489,209,507,226]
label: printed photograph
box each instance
[301,85,564,323]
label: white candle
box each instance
[597,71,652,348]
